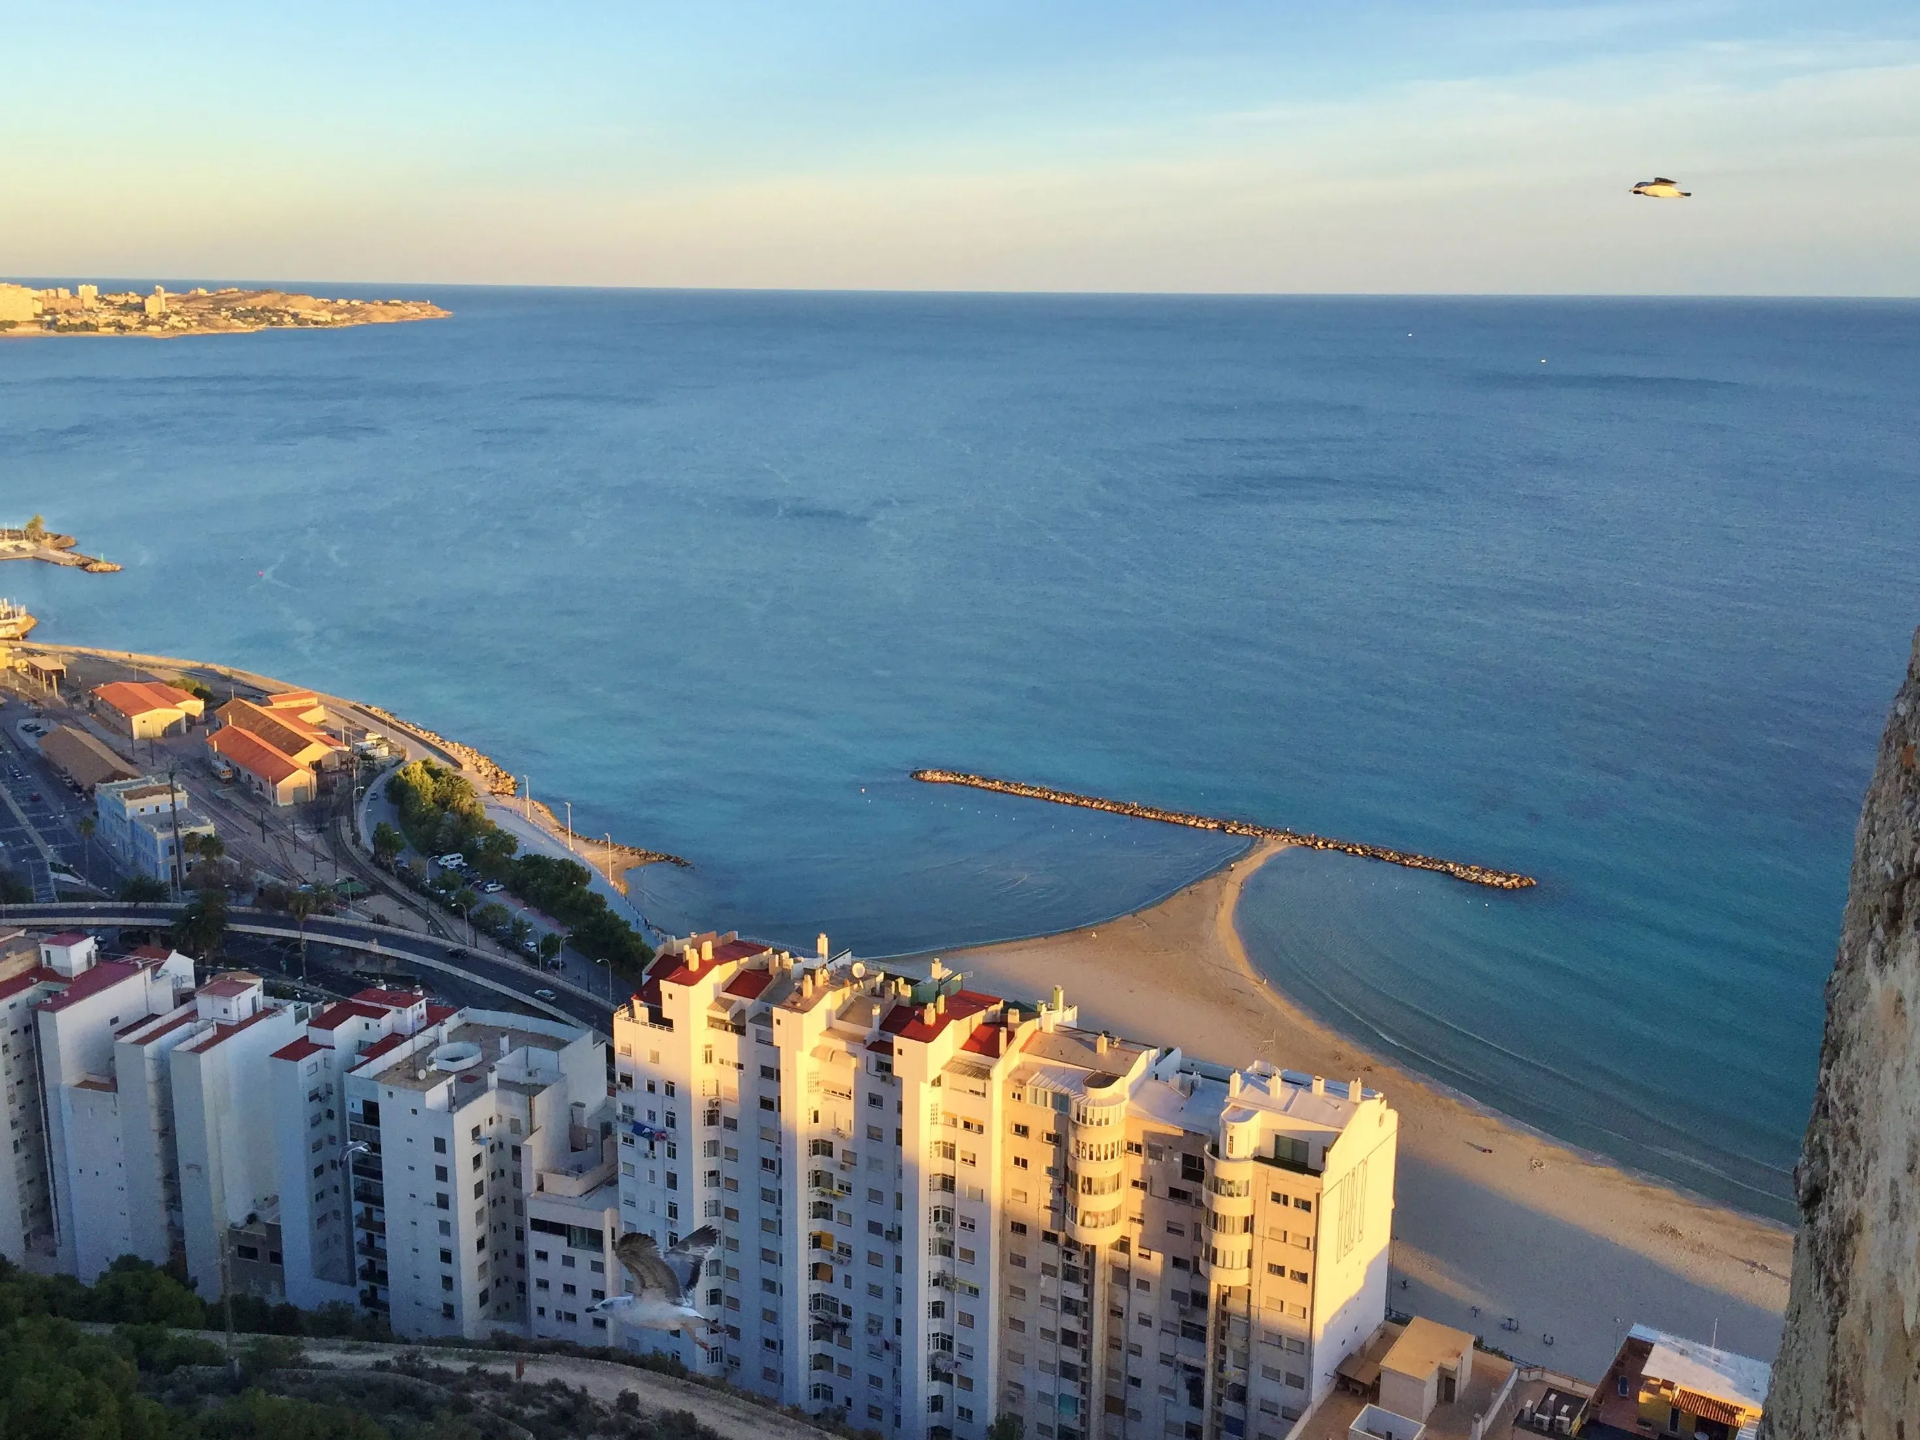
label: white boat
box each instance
[0,599,37,641]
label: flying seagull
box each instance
[585,1226,720,1331]
[1631,177,1690,199]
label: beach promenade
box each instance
[925,840,1792,1381]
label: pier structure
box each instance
[911,768,1537,890]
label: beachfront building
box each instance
[340,1004,610,1341]
[91,680,205,739]
[205,692,341,807]
[609,934,1400,1440]
[1584,1324,1769,1440]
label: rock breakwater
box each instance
[912,769,1537,890]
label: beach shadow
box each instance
[1389,1151,1785,1380]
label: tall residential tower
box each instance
[611,935,1398,1440]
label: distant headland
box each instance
[0,280,448,338]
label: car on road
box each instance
[533,988,556,1001]
[446,947,469,960]
[480,880,504,894]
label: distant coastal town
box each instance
[0,279,447,337]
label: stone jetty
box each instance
[911,769,1537,890]
[0,528,120,572]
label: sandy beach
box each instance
[929,839,1793,1380]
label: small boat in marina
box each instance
[0,599,38,641]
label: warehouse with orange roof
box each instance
[91,680,205,739]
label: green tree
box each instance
[986,1415,1025,1440]
[23,514,44,540]
[0,868,30,904]
[119,875,170,903]
[76,815,96,885]
[287,890,317,981]
[537,932,562,964]
[0,1315,170,1440]
[472,902,510,935]
[173,888,228,959]
[509,916,532,949]
[86,1256,208,1327]
[370,821,404,868]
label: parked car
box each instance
[480,880,504,894]
[435,853,467,868]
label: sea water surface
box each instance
[5,290,1916,1218]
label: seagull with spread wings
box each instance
[1631,177,1691,198]
[584,1226,720,1331]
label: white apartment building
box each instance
[341,1006,610,1341]
[611,935,1399,1440]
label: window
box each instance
[434,1138,447,1154]
[1013,1123,1029,1138]
[435,1166,448,1182]
[471,1152,483,1171]
[1010,1221,1028,1235]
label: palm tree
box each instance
[76,815,95,886]
[286,889,317,983]
[172,889,228,960]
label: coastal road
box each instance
[0,902,617,1034]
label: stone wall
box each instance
[1760,624,1920,1438]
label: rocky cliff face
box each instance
[1761,626,1920,1439]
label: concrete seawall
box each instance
[912,769,1537,890]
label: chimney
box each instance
[922,1004,936,1026]
[1051,984,1064,1012]
[930,958,946,980]
[1228,1071,1242,1096]
[701,939,714,963]
[1095,1034,1109,1056]
[817,933,830,960]
[1311,1075,1326,1096]
[1006,1007,1020,1027]
[936,993,947,1014]
[499,1035,509,1057]
[1351,1078,1364,1100]
[687,949,700,974]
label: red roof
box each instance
[309,1000,388,1031]
[200,976,258,998]
[36,959,142,1013]
[42,931,89,946]
[180,1006,279,1053]
[356,1031,408,1065]
[879,989,1000,1045]
[351,987,424,1009]
[208,724,306,785]
[128,945,175,961]
[94,680,196,718]
[425,1003,456,1025]
[960,1022,1004,1056]
[272,1037,327,1063]
[721,969,776,1000]
[0,967,66,1003]
[118,1010,196,1043]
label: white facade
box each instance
[170,973,301,1300]
[33,942,194,1280]
[610,936,1399,1440]
[342,1007,608,1341]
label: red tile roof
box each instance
[180,1006,280,1053]
[0,967,66,1003]
[309,1000,388,1031]
[721,969,776,1000]
[424,1003,456,1026]
[356,1032,409,1065]
[272,1037,327,1063]
[118,1010,196,1043]
[94,680,197,718]
[200,975,259,998]
[351,987,424,1009]
[128,945,176,961]
[36,959,143,1013]
[41,931,89,946]
[879,989,1000,1046]
[208,724,306,785]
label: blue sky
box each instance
[4,1,1916,292]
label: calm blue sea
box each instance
[5,289,1916,1218]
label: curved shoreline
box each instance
[931,837,1792,1378]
